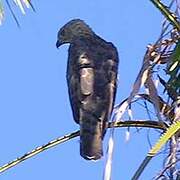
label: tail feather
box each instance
[80,114,105,160]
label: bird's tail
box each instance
[79,114,106,160]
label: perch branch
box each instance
[0,120,167,174]
[109,120,167,130]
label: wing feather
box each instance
[66,38,119,160]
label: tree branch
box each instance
[109,120,167,130]
[0,120,167,174]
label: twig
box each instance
[0,120,167,174]
[155,159,180,179]
[0,130,80,174]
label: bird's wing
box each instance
[103,44,119,122]
[66,43,94,124]
[66,39,119,160]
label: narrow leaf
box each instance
[132,157,152,180]
[148,121,180,156]
[167,41,180,74]
[132,121,180,180]
[166,41,180,95]
[13,0,26,14]
[145,73,162,121]
[150,0,180,31]
[5,0,20,27]
[22,0,30,8]
[103,136,114,180]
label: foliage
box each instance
[0,0,34,26]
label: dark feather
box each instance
[67,36,118,160]
[57,19,119,160]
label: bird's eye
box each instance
[60,29,66,36]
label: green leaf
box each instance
[167,41,180,74]
[167,41,180,95]
[132,121,180,180]
[150,0,180,31]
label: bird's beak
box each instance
[56,40,62,48]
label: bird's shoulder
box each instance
[71,35,114,48]
[70,35,118,60]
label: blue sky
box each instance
[0,0,164,179]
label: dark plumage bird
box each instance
[56,19,119,160]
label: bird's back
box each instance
[66,35,119,160]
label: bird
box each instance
[56,19,119,160]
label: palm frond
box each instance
[0,0,34,26]
[150,0,180,31]
[132,121,180,180]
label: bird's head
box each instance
[56,19,94,48]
